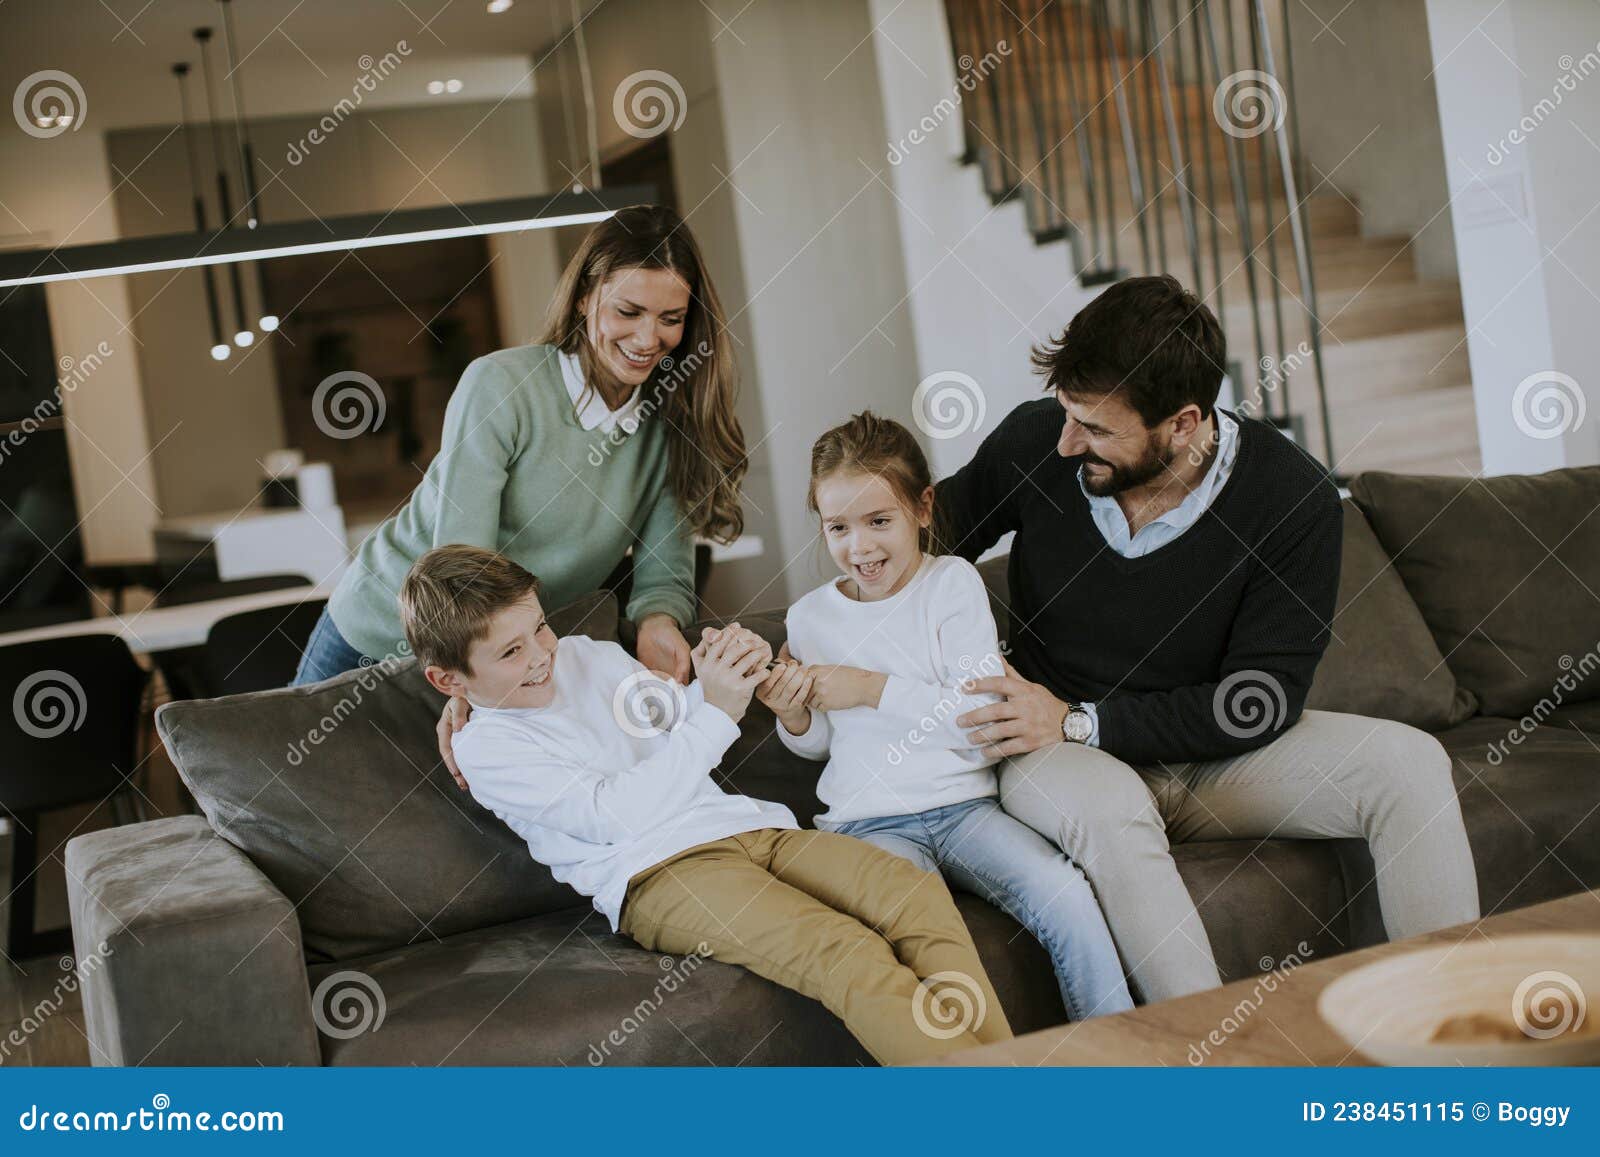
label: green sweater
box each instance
[328,344,695,660]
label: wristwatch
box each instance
[1060,701,1093,744]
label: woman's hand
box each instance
[435,696,473,790]
[956,659,1070,758]
[635,613,692,683]
[804,665,888,713]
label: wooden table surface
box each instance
[933,888,1600,1066]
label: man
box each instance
[938,275,1480,1003]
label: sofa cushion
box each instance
[308,893,1067,1065]
[1436,716,1600,915]
[1351,468,1600,718]
[1306,500,1477,729]
[156,590,620,964]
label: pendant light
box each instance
[174,62,231,362]
[194,26,253,348]
[218,0,277,332]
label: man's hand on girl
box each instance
[957,659,1070,758]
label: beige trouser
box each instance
[619,827,1013,1065]
[1000,710,1481,1006]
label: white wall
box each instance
[0,130,159,565]
[1426,0,1600,472]
[533,0,784,613]
[1290,0,1457,280]
[868,0,1097,481]
[706,0,925,604]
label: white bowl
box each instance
[1316,932,1600,1066]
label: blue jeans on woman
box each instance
[291,607,370,686]
[819,796,1134,1021]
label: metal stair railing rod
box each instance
[1248,0,1289,421]
[973,0,1016,199]
[1135,0,1168,273]
[1120,0,1152,271]
[985,0,1027,200]
[1200,0,1267,396]
[1009,1,1062,237]
[1255,0,1333,465]
[1057,0,1111,275]
[1091,0,1122,271]
[1170,0,1206,295]
[1192,0,1225,318]
[1150,0,1204,294]
[945,0,982,166]
[1099,0,1150,272]
[1041,0,1076,241]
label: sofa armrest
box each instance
[65,815,322,1066]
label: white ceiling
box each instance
[1,0,600,130]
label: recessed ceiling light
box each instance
[427,79,445,95]
[445,78,463,94]
[487,0,513,12]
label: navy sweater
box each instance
[937,399,1342,763]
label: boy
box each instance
[398,544,1012,1064]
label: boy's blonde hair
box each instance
[399,545,543,675]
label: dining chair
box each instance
[0,634,150,959]
[201,598,328,697]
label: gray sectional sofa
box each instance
[66,466,1600,1065]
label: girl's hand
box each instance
[636,613,692,683]
[435,695,473,790]
[757,660,815,735]
[804,665,888,713]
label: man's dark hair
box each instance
[1031,275,1227,425]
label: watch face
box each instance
[1064,711,1091,743]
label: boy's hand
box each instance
[804,665,888,713]
[691,622,770,724]
[757,660,815,735]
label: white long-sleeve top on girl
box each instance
[778,554,1006,825]
[451,634,797,929]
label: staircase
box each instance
[942,0,1480,477]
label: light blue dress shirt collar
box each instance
[1079,408,1241,560]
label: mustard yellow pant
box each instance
[619,827,1013,1064]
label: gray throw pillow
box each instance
[1351,467,1600,719]
[1306,501,1478,729]
[157,589,619,963]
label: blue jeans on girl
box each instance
[291,607,370,686]
[819,796,1134,1021]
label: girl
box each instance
[758,411,1134,1022]
[294,206,747,784]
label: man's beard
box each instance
[1080,438,1173,497]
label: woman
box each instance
[293,204,747,700]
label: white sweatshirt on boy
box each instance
[452,634,796,928]
[778,554,1005,825]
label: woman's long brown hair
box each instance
[539,204,746,543]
